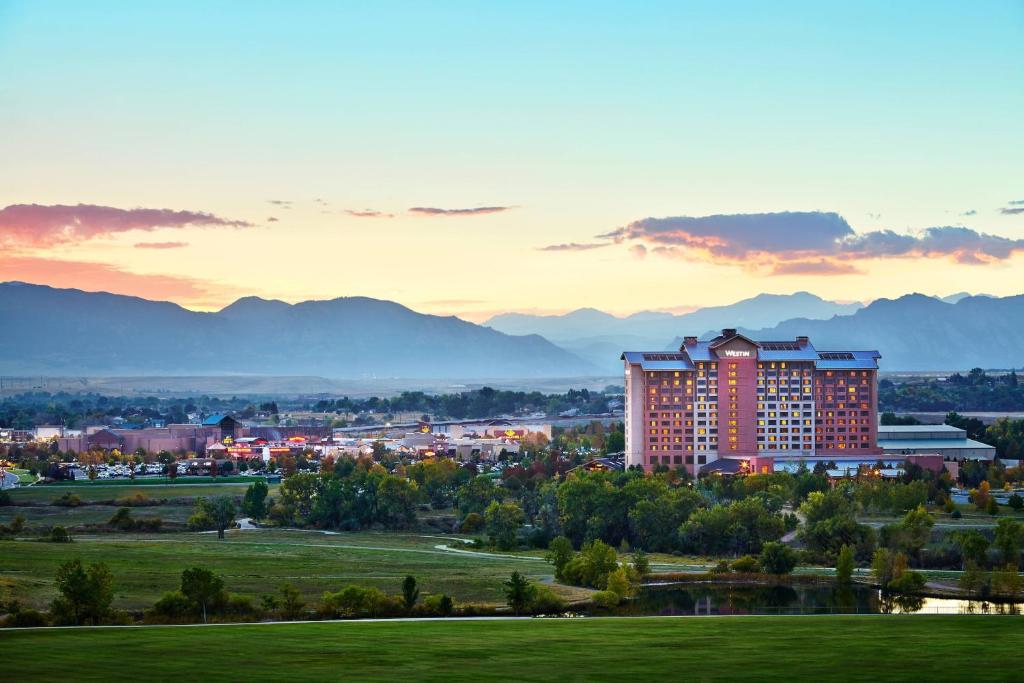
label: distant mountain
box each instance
[0,283,598,379]
[939,292,993,304]
[729,293,1024,371]
[486,292,863,373]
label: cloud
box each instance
[268,200,292,207]
[771,260,862,276]
[1001,207,1024,215]
[601,211,1024,274]
[409,206,512,216]
[537,242,610,252]
[0,255,241,308]
[961,210,977,216]
[345,209,394,218]
[133,241,188,250]
[1008,199,1024,206]
[267,216,279,222]
[630,244,647,260]
[0,203,251,248]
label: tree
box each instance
[209,495,237,539]
[503,571,535,616]
[545,536,575,581]
[50,560,114,625]
[278,583,305,620]
[759,542,798,574]
[241,480,269,521]
[180,567,225,624]
[836,544,854,584]
[953,530,990,569]
[606,566,638,599]
[484,500,524,550]
[897,505,934,565]
[994,519,1023,568]
[401,575,420,612]
[561,540,619,589]
[631,548,650,578]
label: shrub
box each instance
[187,511,214,531]
[223,593,259,620]
[529,585,568,614]
[888,569,926,593]
[319,585,400,619]
[52,493,81,507]
[48,526,72,543]
[422,593,455,616]
[114,493,156,507]
[606,566,638,600]
[710,560,731,574]
[1,607,48,627]
[459,512,484,533]
[591,590,621,609]
[146,591,193,624]
[951,509,962,519]
[0,491,11,506]
[730,555,759,573]
[759,542,798,574]
[109,508,135,530]
[1009,493,1024,512]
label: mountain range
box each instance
[1,282,1017,379]
[0,283,596,379]
[727,293,1024,371]
[485,292,863,372]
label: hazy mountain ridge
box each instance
[0,283,597,379]
[486,292,864,373]
[723,293,1024,371]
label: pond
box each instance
[601,582,1023,616]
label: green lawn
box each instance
[3,481,269,504]
[0,530,577,610]
[0,616,1017,682]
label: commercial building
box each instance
[623,328,882,475]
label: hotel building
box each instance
[623,329,882,475]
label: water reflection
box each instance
[605,583,1023,616]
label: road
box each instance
[0,470,17,490]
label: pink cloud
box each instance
[409,206,512,216]
[133,241,188,250]
[0,203,252,247]
[0,255,242,308]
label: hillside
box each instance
[733,293,1024,371]
[0,283,597,379]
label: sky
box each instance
[1,1,1022,321]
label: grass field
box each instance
[0,529,581,610]
[0,615,1018,681]
[2,481,271,504]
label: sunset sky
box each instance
[1,1,1022,321]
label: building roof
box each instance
[879,437,994,452]
[201,414,234,426]
[622,331,880,370]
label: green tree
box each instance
[50,560,114,626]
[241,480,269,521]
[836,544,854,584]
[484,500,524,550]
[606,566,638,599]
[503,571,535,616]
[180,567,225,623]
[897,505,934,565]
[401,575,420,611]
[545,536,575,581]
[953,530,990,569]
[994,519,1022,568]
[759,541,798,574]
[456,476,503,516]
[631,548,650,578]
[561,540,619,589]
[278,583,305,620]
